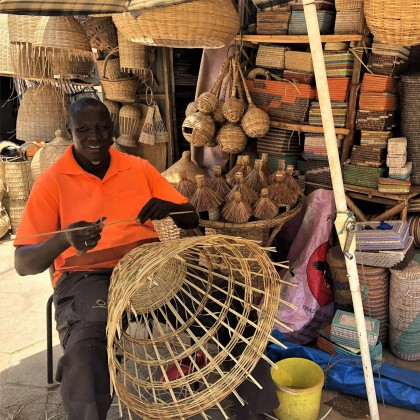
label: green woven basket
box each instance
[343,163,387,189]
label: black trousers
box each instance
[53,270,279,419]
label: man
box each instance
[14,98,278,419]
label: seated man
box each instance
[14,98,278,420]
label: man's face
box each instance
[68,104,113,164]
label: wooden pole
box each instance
[302,2,380,419]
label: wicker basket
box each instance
[285,50,314,73]
[115,104,142,147]
[162,150,208,185]
[0,15,14,77]
[364,0,420,46]
[335,0,363,10]
[81,16,118,53]
[0,206,10,238]
[100,47,138,103]
[200,200,302,247]
[217,123,248,154]
[117,31,150,76]
[4,160,32,201]
[112,0,239,48]
[182,112,216,147]
[255,45,286,70]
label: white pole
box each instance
[301,1,380,419]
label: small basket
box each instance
[285,50,314,73]
[256,45,286,70]
[335,0,363,10]
[81,16,118,53]
[100,47,138,103]
[4,160,32,201]
[216,123,247,154]
[0,206,10,237]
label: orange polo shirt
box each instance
[15,146,188,286]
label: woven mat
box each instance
[334,10,361,34]
[288,10,335,35]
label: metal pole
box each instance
[301,1,380,419]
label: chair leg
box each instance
[47,294,54,384]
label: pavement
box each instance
[1,237,419,420]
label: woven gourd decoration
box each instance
[162,151,208,185]
[268,173,298,207]
[196,91,218,115]
[284,165,302,196]
[244,159,269,193]
[226,172,259,205]
[222,60,246,124]
[222,191,252,223]
[216,122,247,154]
[107,234,287,419]
[206,166,231,200]
[253,188,279,220]
[190,174,223,213]
[175,170,197,200]
[185,101,199,117]
[182,112,216,147]
[116,105,142,147]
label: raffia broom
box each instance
[222,191,252,223]
[260,152,274,178]
[253,188,279,220]
[244,159,269,192]
[226,172,259,205]
[206,166,231,200]
[175,170,197,199]
[284,164,303,196]
[190,174,224,214]
[226,155,244,185]
[268,158,287,184]
[268,173,298,207]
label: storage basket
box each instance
[4,160,32,201]
[182,112,216,147]
[117,31,150,76]
[285,50,313,73]
[256,9,291,35]
[100,47,138,103]
[96,55,124,80]
[0,15,14,77]
[81,16,118,53]
[112,0,239,48]
[343,163,386,188]
[6,198,26,234]
[335,0,363,10]
[364,0,420,46]
[116,104,142,147]
[0,206,10,238]
[256,45,286,70]
[216,123,247,154]
[200,200,302,247]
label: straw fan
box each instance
[107,234,290,419]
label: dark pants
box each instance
[54,270,279,419]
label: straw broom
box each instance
[226,172,259,205]
[253,188,279,220]
[226,155,244,185]
[268,158,287,184]
[222,191,252,223]
[268,173,298,207]
[260,152,274,178]
[244,159,269,192]
[190,174,224,213]
[284,164,303,196]
[206,165,231,200]
[175,170,197,199]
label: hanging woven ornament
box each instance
[244,159,269,192]
[284,164,303,196]
[216,122,247,154]
[185,101,199,117]
[116,105,142,148]
[268,173,298,208]
[253,188,279,220]
[222,191,252,223]
[206,165,231,200]
[222,58,246,124]
[190,174,224,214]
[162,150,208,184]
[175,170,197,200]
[152,103,169,144]
[238,64,270,138]
[268,158,287,184]
[138,104,155,145]
[226,172,259,205]
[260,152,274,179]
[182,112,216,147]
[213,69,230,124]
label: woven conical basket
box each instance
[162,150,208,185]
[107,234,284,419]
[81,16,118,53]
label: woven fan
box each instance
[253,188,279,220]
[175,170,197,200]
[268,173,298,207]
[226,172,259,205]
[206,166,231,200]
[244,159,269,192]
[284,165,303,196]
[190,174,224,213]
[222,191,252,223]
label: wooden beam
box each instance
[372,202,406,222]
[236,34,365,44]
[345,194,368,222]
[162,47,174,167]
[270,120,350,135]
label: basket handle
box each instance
[102,46,119,81]
[210,57,230,94]
[237,64,253,105]
[230,58,239,99]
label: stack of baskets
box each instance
[389,263,420,361]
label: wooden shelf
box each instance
[270,120,350,135]
[236,34,365,44]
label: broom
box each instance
[268,173,298,207]
[284,164,303,196]
[226,155,244,186]
[260,153,274,179]
[222,191,252,223]
[244,159,269,192]
[175,170,197,199]
[206,165,231,200]
[268,158,286,184]
[226,172,259,205]
[253,188,279,220]
[241,155,253,178]
[190,174,224,214]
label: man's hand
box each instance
[61,218,105,252]
[136,198,176,224]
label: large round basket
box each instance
[200,201,302,247]
[111,0,239,48]
[364,0,420,46]
[107,234,283,419]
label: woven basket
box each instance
[285,50,314,73]
[100,47,138,103]
[112,0,239,48]
[200,200,302,247]
[96,56,124,80]
[5,198,26,235]
[103,100,120,127]
[16,85,69,143]
[216,123,248,154]
[0,206,10,238]
[81,16,118,53]
[117,31,150,76]
[364,0,420,46]
[162,150,208,185]
[182,112,216,147]
[0,15,14,77]
[4,160,32,201]
[255,45,286,70]
[115,104,142,147]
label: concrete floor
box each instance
[1,237,419,420]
